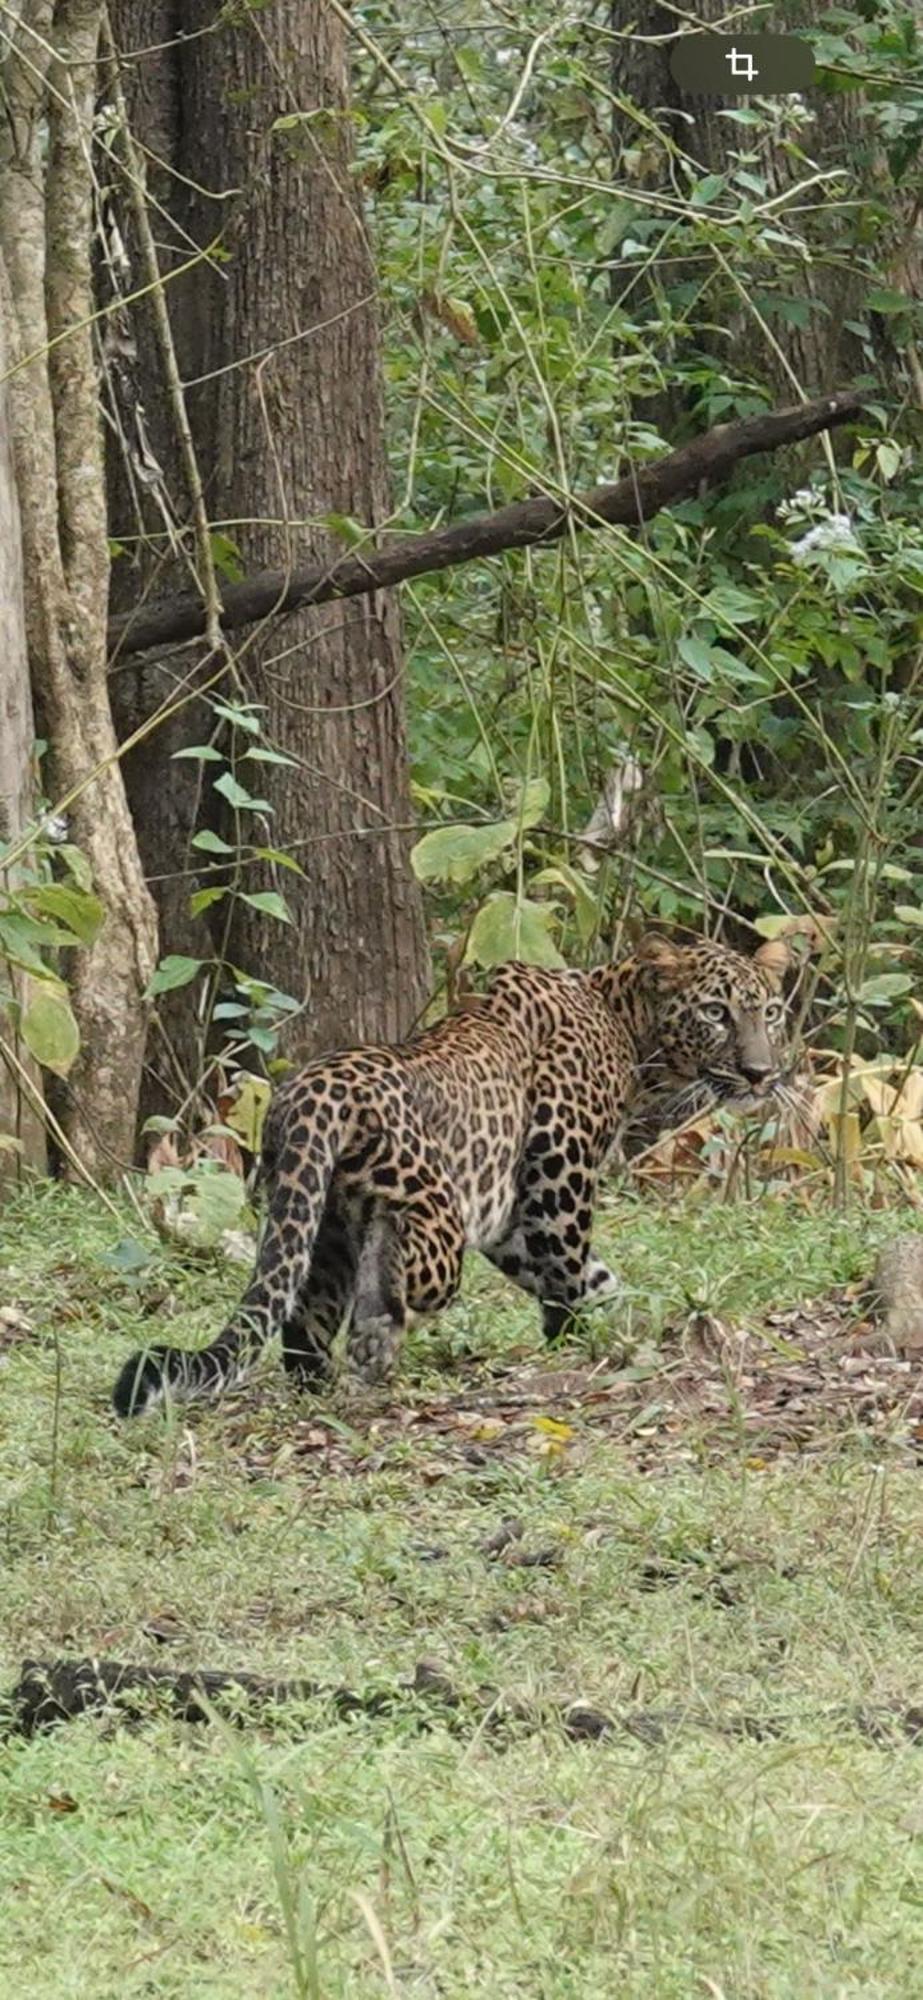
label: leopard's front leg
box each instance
[484,1169,619,1341]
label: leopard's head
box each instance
[631,933,790,1118]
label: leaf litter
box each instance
[212,1281,923,1485]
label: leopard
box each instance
[112,931,790,1417]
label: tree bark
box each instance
[0,269,47,1186]
[107,0,429,1109]
[0,1,158,1180]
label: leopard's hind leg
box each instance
[279,1196,356,1388]
[346,1170,467,1386]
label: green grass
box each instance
[2,1180,923,1996]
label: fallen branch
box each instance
[8,1654,923,1751]
[109,390,862,659]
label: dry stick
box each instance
[109,391,862,659]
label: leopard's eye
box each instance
[698,1001,728,1027]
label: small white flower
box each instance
[777,485,820,521]
[790,514,860,563]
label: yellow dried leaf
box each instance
[421,288,479,345]
[871,1113,923,1166]
[761,1146,824,1171]
[827,1111,861,1162]
[471,1418,506,1442]
[531,1415,575,1441]
[223,1072,271,1153]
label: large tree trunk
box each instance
[108,0,428,1127]
[0,270,47,1186]
[0,1,158,1180]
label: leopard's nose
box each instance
[741,1060,773,1087]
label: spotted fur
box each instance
[113,934,789,1416]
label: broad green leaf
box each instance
[147,954,206,997]
[247,1026,276,1054]
[243,747,298,767]
[702,584,763,626]
[323,511,368,547]
[876,441,902,482]
[189,1168,248,1244]
[677,636,714,680]
[252,846,306,877]
[102,1236,154,1273]
[172,744,224,762]
[464,892,565,970]
[57,844,92,891]
[411,818,517,886]
[733,168,767,196]
[855,974,914,1005]
[214,771,271,812]
[189,887,227,918]
[21,989,80,1075]
[684,725,715,768]
[895,906,923,927]
[515,776,551,829]
[240,890,293,925]
[866,288,909,314]
[690,173,726,207]
[191,829,235,854]
[531,865,598,945]
[209,532,245,583]
[28,883,105,946]
[0,913,75,976]
[212,701,262,734]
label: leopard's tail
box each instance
[112,1112,347,1418]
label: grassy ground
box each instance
[2,1180,923,1997]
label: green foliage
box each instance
[465,890,565,969]
[342,0,923,1060]
[19,988,80,1076]
[147,954,204,997]
[0,802,100,1077]
[412,817,521,887]
[142,702,304,1093]
[147,1158,250,1248]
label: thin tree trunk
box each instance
[0,1,158,1178]
[0,268,47,1186]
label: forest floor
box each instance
[3,1180,923,1998]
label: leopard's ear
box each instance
[751,938,790,991]
[634,934,684,978]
